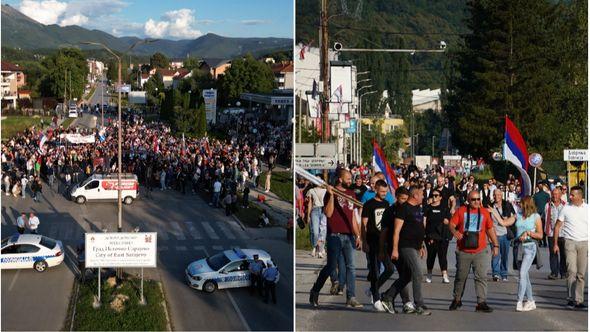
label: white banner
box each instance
[60,133,95,144]
[203,89,217,124]
[85,232,157,268]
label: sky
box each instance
[2,0,293,39]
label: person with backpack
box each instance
[488,189,517,282]
[449,190,499,313]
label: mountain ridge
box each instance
[1,4,292,59]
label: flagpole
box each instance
[503,115,508,198]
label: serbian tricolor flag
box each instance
[299,41,313,60]
[38,131,51,155]
[503,115,531,196]
[372,140,399,195]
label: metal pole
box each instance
[359,96,362,164]
[117,57,122,279]
[101,75,104,127]
[320,0,329,180]
[432,136,435,158]
[140,267,145,305]
[533,167,537,192]
[298,93,302,143]
[411,110,415,161]
[64,70,67,118]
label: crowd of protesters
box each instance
[1,113,292,211]
[297,161,587,314]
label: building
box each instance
[169,58,184,69]
[140,73,150,88]
[18,89,31,100]
[156,68,179,88]
[1,61,26,109]
[172,69,193,89]
[86,59,105,83]
[361,115,405,134]
[200,59,231,79]
[271,61,294,90]
[412,88,442,113]
[239,89,293,122]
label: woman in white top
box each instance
[306,184,327,258]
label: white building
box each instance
[87,59,105,83]
[412,88,441,113]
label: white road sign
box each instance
[564,149,588,161]
[85,232,157,268]
[296,157,337,169]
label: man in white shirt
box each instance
[211,178,222,208]
[28,212,40,234]
[554,186,588,309]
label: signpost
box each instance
[295,157,337,170]
[203,89,217,125]
[86,232,157,307]
[563,149,589,199]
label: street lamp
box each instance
[80,39,158,279]
[358,90,377,163]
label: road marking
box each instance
[154,223,169,241]
[8,269,20,292]
[203,248,251,331]
[212,245,224,251]
[217,223,236,240]
[169,222,186,240]
[175,246,187,251]
[184,222,203,239]
[202,222,219,240]
[1,216,7,225]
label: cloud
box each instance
[241,19,271,25]
[59,13,88,26]
[144,9,202,39]
[19,0,67,25]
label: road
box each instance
[296,242,587,331]
[1,183,293,331]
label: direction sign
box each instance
[564,149,588,161]
[85,232,157,268]
[296,157,338,169]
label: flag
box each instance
[503,115,531,197]
[331,84,344,113]
[307,79,321,118]
[38,132,48,154]
[152,137,159,153]
[98,128,106,142]
[299,41,313,60]
[372,140,399,194]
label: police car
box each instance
[1,234,64,272]
[185,248,273,293]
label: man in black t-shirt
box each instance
[361,180,390,309]
[377,186,415,313]
[380,186,431,316]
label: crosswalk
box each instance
[1,219,249,245]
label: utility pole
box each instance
[63,69,67,116]
[320,0,329,180]
[69,71,72,101]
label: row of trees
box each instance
[445,0,587,160]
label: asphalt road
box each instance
[296,242,588,331]
[1,182,293,331]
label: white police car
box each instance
[1,234,64,272]
[185,248,273,293]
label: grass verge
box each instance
[72,275,168,331]
[261,171,293,203]
[234,198,276,228]
[1,115,52,140]
[61,117,76,128]
[296,225,311,251]
[84,86,97,101]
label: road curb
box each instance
[158,281,173,332]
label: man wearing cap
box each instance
[249,254,264,296]
[262,262,280,304]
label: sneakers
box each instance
[309,290,319,307]
[575,302,587,310]
[415,305,432,316]
[502,277,508,282]
[425,274,432,283]
[380,299,396,314]
[449,299,462,311]
[318,251,325,258]
[346,297,363,308]
[373,300,386,312]
[475,302,494,313]
[329,282,339,295]
[516,301,524,312]
[442,274,450,284]
[492,275,500,282]
[310,248,316,257]
[523,301,536,311]
[403,302,416,314]
[364,288,373,304]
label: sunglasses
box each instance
[470,198,481,201]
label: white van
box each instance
[68,104,78,118]
[71,173,138,204]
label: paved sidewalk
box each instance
[296,241,588,331]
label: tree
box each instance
[361,119,406,164]
[150,52,169,69]
[217,54,275,106]
[195,103,207,137]
[444,0,586,160]
[144,72,164,106]
[38,48,88,100]
[183,57,201,71]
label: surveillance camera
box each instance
[333,42,342,51]
[439,41,447,50]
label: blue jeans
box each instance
[491,235,510,278]
[329,252,346,287]
[518,243,536,302]
[212,192,220,207]
[309,207,325,248]
[312,233,356,299]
